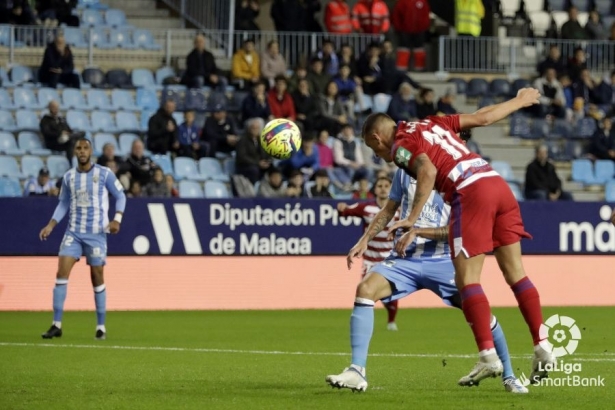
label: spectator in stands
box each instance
[268,75,296,120]
[361,141,397,177]
[387,82,417,122]
[270,0,305,32]
[357,42,384,95]
[36,0,78,26]
[416,88,437,119]
[23,168,58,197]
[319,81,348,135]
[379,40,404,94]
[177,111,208,159]
[333,64,358,122]
[333,123,365,183]
[537,45,566,77]
[310,169,333,198]
[165,174,179,197]
[127,181,143,198]
[561,6,588,40]
[40,100,80,159]
[307,57,332,96]
[257,167,286,198]
[585,10,607,40]
[203,104,240,157]
[352,171,374,200]
[567,47,587,82]
[281,133,319,178]
[339,44,359,81]
[286,170,307,198]
[235,0,260,34]
[261,40,287,88]
[97,143,124,169]
[316,129,334,168]
[560,74,575,111]
[120,139,158,188]
[316,40,340,76]
[241,80,273,123]
[293,78,320,132]
[532,67,566,119]
[573,68,604,106]
[589,117,615,160]
[232,38,261,90]
[325,0,352,34]
[437,90,458,115]
[6,0,35,25]
[524,145,573,201]
[147,100,179,155]
[392,0,431,72]
[306,0,324,32]
[235,117,271,183]
[352,0,390,34]
[182,34,226,90]
[39,34,79,89]
[145,168,171,198]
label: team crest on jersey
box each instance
[395,147,412,167]
[93,176,99,183]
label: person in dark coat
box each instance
[119,139,159,187]
[292,78,320,132]
[416,88,437,119]
[181,34,226,90]
[39,34,80,88]
[525,145,573,201]
[386,82,417,122]
[147,101,179,155]
[589,117,615,160]
[40,100,77,159]
[202,104,240,157]
[36,0,79,26]
[241,81,273,123]
[235,117,272,184]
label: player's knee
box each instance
[355,280,376,300]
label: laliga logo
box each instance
[538,314,582,358]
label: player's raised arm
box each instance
[105,171,127,234]
[458,88,541,130]
[40,176,70,240]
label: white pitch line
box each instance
[0,342,614,362]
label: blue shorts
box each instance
[369,257,458,306]
[58,231,107,266]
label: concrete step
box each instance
[127,17,183,29]
[124,9,170,18]
[106,0,155,9]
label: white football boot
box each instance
[326,365,368,392]
[458,359,503,387]
[503,377,530,393]
[387,322,398,331]
[530,350,556,384]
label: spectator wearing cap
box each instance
[310,169,333,198]
[261,40,287,88]
[23,168,58,197]
[203,104,240,157]
[235,117,272,184]
[387,82,417,122]
[307,57,332,96]
[182,33,226,90]
[292,78,320,132]
[241,81,274,123]
[177,111,208,159]
[147,100,179,155]
[232,38,261,90]
[437,90,458,115]
[257,167,287,198]
[267,75,296,121]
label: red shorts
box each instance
[448,176,531,258]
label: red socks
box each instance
[511,276,543,345]
[460,284,494,351]
[384,300,398,323]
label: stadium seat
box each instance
[508,182,524,201]
[63,27,88,48]
[372,93,392,113]
[594,0,612,15]
[162,88,185,111]
[119,133,138,155]
[82,68,105,88]
[605,180,615,202]
[67,110,93,132]
[199,158,230,182]
[111,89,139,111]
[531,119,549,139]
[47,155,71,178]
[207,91,228,109]
[16,110,39,131]
[229,91,249,112]
[0,110,16,132]
[525,0,544,12]
[0,132,24,155]
[0,177,21,197]
[571,159,596,184]
[10,65,34,85]
[82,9,105,27]
[172,112,184,125]
[575,118,597,138]
[21,155,45,178]
[109,28,137,49]
[87,89,114,110]
[78,0,108,10]
[94,132,119,156]
[594,160,615,184]
[0,89,15,109]
[511,78,531,95]
[565,139,584,159]
[155,67,176,85]
[13,88,43,110]
[551,119,573,139]
[500,0,520,15]
[115,112,140,132]
[133,29,162,51]
[105,9,128,27]
[204,180,230,198]
[545,140,568,161]
[354,93,373,113]
[570,0,591,11]
[185,89,208,112]
[152,154,173,175]
[448,78,467,95]
[179,180,204,198]
[62,88,88,109]
[91,110,118,132]
[136,87,159,110]
[491,160,515,181]
[509,115,531,137]
[529,12,551,37]
[18,131,52,155]
[223,158,235,176]
[140,109,156,131]
[489,79,511,98]
[0,67,10,87]
[466,78,489,98]
[174,157,208,181]
[37,87,61,108]
[90,27,114,49]
[477,96,495,109]
[106,69,132,89]
[548,0,567,11]
[131,69,156,88]
[0,155,23,178]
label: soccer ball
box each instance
[259,119,302,160]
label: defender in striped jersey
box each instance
[337,176,400,330]
[39,138,127,340]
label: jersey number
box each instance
[421,125,470,160]
[62,235,74,248]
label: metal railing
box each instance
[438,36,615,77]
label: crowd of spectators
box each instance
[0,0,79,27]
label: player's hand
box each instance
[516,88,541,107]
[347,239,368,270]
[337,202,348,213]
[395,229,417,258]
[107,221,121,234]
[39,224,54,241]
[387,219,414,240]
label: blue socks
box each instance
[350,297,375,368]
[94,284,106,328]
[52,279,68,325]
[491,315,515,380]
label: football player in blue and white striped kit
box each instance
[326,168,528,394]
[39,138,126,340]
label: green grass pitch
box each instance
[1,307,613,409]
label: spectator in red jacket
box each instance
[267,75,296,120]
[392,0,431,71]
[351,0,390,34]
[325,0,352,34]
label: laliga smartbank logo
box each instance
[519,315,605,388]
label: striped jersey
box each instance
[53,164,126,234]
[389,169,450,259]
[339,201,400,266]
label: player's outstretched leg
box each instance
[91,267,107,340]
[42,257,76,339]
[326,272,392,392]
[384,300,398,331]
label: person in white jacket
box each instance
[531,67,566,119]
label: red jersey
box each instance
[391,115,498,203]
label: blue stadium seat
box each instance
[109,28,137,49]
[545,140,570,161]
[115,112,140,132]
[87,89,114,110]
[78,0,109,10]
[575,118,597,138]
[18,131,52,155]
[0,177,21,197]
[131,69,156,88]
[448,78,467,95]
[152,154,173,175]
[133,29,161,51]
[172,112,184,125]
[16,110,39,131]
[508,182,524,201]
[37,87,61,108]
[491,160,515,181]
[91,110,118,132]
[0,67,11,87]
[10,65,34,85]
[13,87,43,109]
[136,88,159,110]
[67,110,93,132]
[204,180,230,198]
[82,9,105,27]
[155,67,176,85]
[0,155,23,178]
[466,78,489,98]
[594,160,615,184]
[199,158,230,182]
[354,93,372,113]
[372,93,392,113]
[179,180,204,198]
[93,132,119,156]
[548,0,567,10]
[105,9,128,27]
[510,115,531,138]
[82,68,105,88]
[551,119,573,139]
[477,96,495,109]
[185,89,208,111]
[47,155,71,178]
[571,159,596,184]
[119,133,138,155]
[63,27,88,48]
[0,132,24,155]
[570,0,591,11]
[228,90,248,112]
[223,158,235,176]
[531,119,549,139]
[594,0,612,15]
[90,27,113,49]
[111,89,139,111]
[21,155,45,178]
[140,109,156,131]
[174,157,208,181]
[0,89,15,109]
[106,69,131,89]
[62,89,87,109]
[511,78,531,95]
[162,88,185,111]
[605,180,615,202]
[489,79,511,98]
[0,110,16,132]
[0,25,10,46]
[565,139,584,159]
